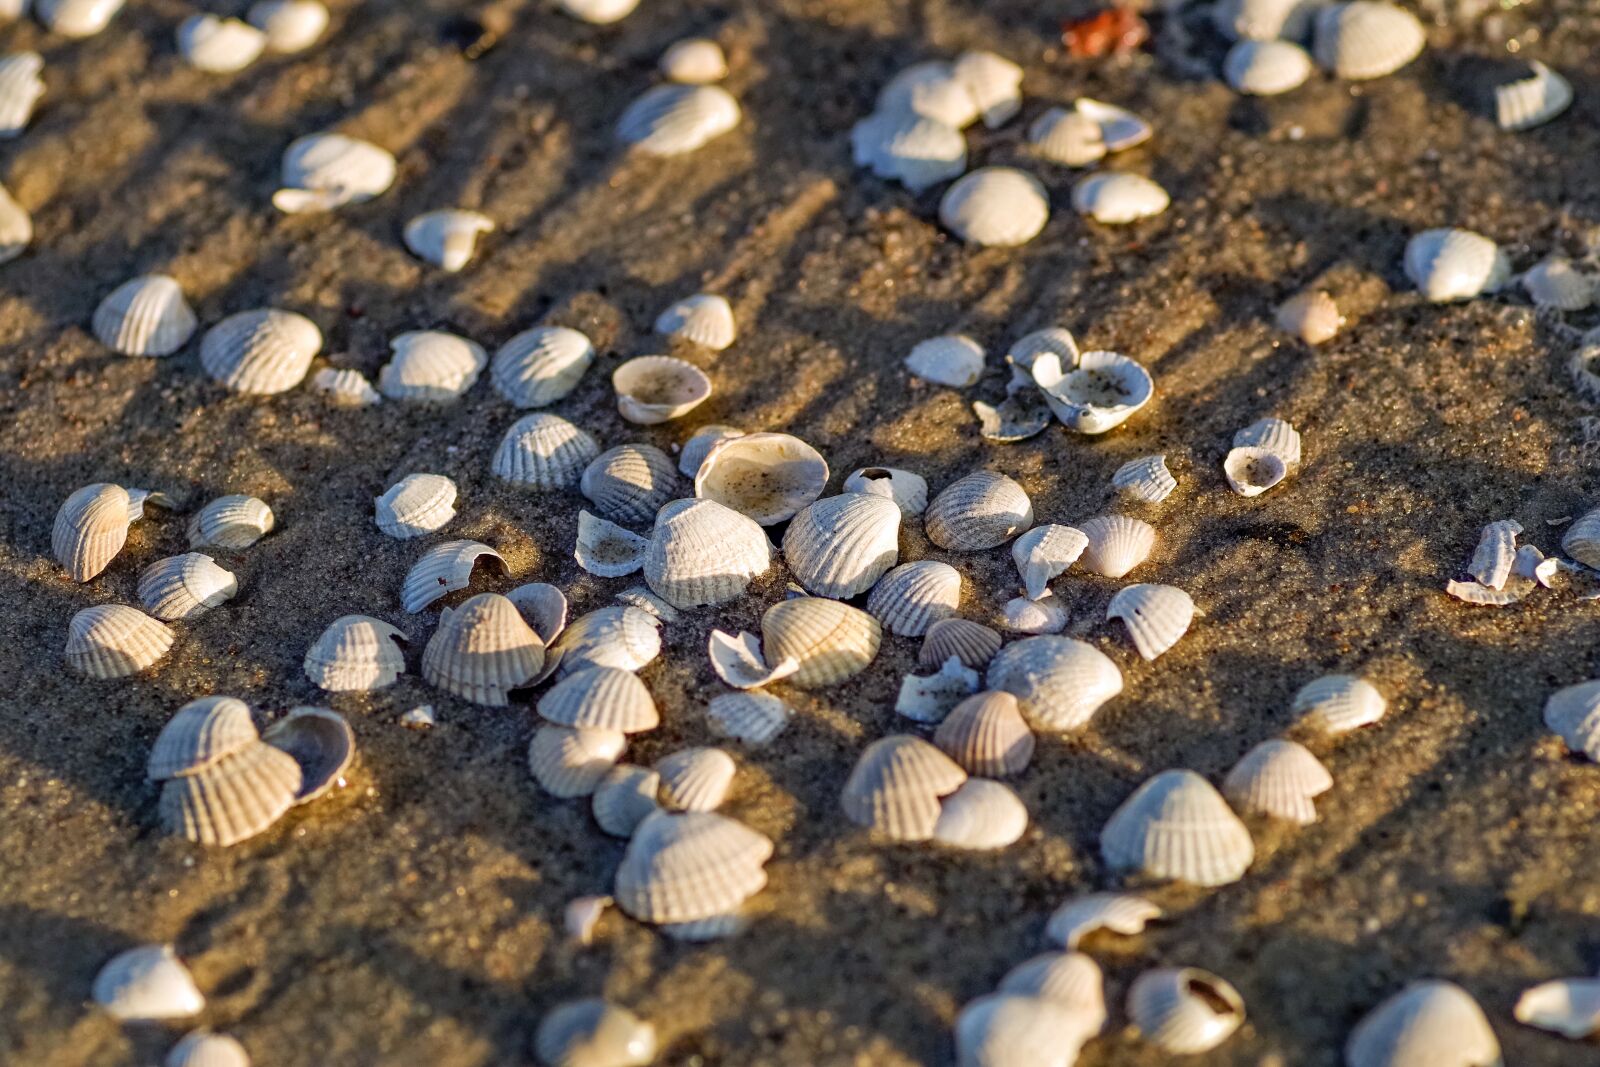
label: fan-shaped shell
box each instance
[549,607,661,676]
[613,355,712,425]
[866,560,961,637]
[1223,738,1332,824]
[263,706,354,803]
[1213,0,1319,40]
[593,764,662,837]
[558,0,639,24]
[177,15,266,73]
[37,0,125,38]
[165,1030,251,1067]
[1045,892,1162,950]
[986,635,1123,731]
[1234,416,1302,467]
[1542,680,1600,761]
[906,334,984,388]
[660,38,727,84]
[1033,349,1154,433]
[421,593,543,705]
[926,471,1033,551]
[92,274,197,356]
[656,747,736,812]
[1277,289,1343,344]
[934,691,1034,777]
[65,604,174,678]
[952,50,1022,128]
[1071,172,1170,224]
[1107,583,1194,661]
[1113,455,1177,503]
[644,498,771,608]
[877,60,975,128]
[1001,593,1068,635]
[375,473,457,538]
[0,181,31,264]
[378,330,486,402]
[137,552,238,621]
[841,735,967,841]
[147,696,259,781]
[1012,524,1088,600]
[188,494,274,550]
[273,132,395,213]
[1028,107,1106,167]
[400,540,507,613]
[53,482,146,581]
[1496,61,1572,132]
[919,618,1003,672]
[1077,514,1155,579]
[1224,39,1313,95]
[614,810,773,923]
[1100,769,1255,886]
[403,209,493,272]
[539,666,659,733]
[762,597,882,688]
[575,510,648,578]
[1404,228,1510,303]
[304,614,406,691]
[939,167,1050,247]
[679,424,743,478]
[1074,98,1152,151]
[529,725,626,798]
[998,953,1106,1034]
[655,293,736,350]
[1128,967,1246,1054]
[618,84,740,156]
[850,109,967,192]
[158,741,302,845]
[200,308,322,394]
[1521,256,1593,311]
[1313,1,1425,80]
[784,492,902,598]
[1223,446,1288,496]
[535,998,657,1067]
[1562,505,1600,569]
[1292,673,1387,733]
[492,412,599,489]
[92,945,203,1021]
[707,692,792,746]
[0,51,43,139]
[582,444,679,526]
[695,432,828,525]
[954,993,1093,1067]
[843,467,929,516]
[1346,981,1501,1067]
[932,778,1029,849]
[491,325,595,408]
[1514,978,1600,1039]
[247,0,328,52]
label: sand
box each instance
[3,0,1600,1063]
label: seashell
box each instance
[575,511,649,578]
[188,494,274,550]
[550,607,661,676]
[1223,738,1332,824]
[508,583,568,646]
[491,326,595,408]
[65,605,174,678]
[695,432,828,525]
[1542,680,1600,761]
[529,725,627,798]
[493,412,599,489]
[656,747,736,812]
[1100,769,1255,886]
[582,445,679,526]
[1514,978,1600,1038]
[1012,524,1088,600]
[935,691,1034,777]
[1467,518,1521,590]
[1277,289,1343,344]
[1562,505,1600,569]
[247,0,328,52]
[1521,256,1594,311]
[158,740,302,845]
[166,1030,251,1067]
[137,552,238,621]
[262,706,353,803]
[1292,673,1386,734]
[272,132,396,213]
[1028,107,1106,167]
[1234,416,1302,468]
[1496,61,1572,132]
[612,356,712,425]
[895,657,980,723]
[1312,1,1425,80]
[1223,39,1313,95]
[867,560,961,637]
[1074,98,1152,152]
[973,391,1053,444]
[906,334,985,388]
[707,691,792,746]
[877,61,974,128]
[1513,543,1559,588]
[304,615,407,691]
[932,778,1028,849]
[593,764,661,837]
[1128,967,1246,1054]
[422,593,544,705]
[535,998,656,1067]
[1403,228,1511,303]
[378,330,486,402]
[539,666,659,733]
[1005,325,1077,384]
[558,0,639,24]
[1113,455,1177,503]
[1077,514,1156,579]
[1223,447,1287,496]
[375,473,457,539]
[401,540,506,613]
[762,596,882,688]
[147,696,258,781]
[998,954,1106,1034]
[657,910,750,942]
[841,735,967,841]
[954,993,1094,1067]
[177,15,267,73]
[200,308,322,394]
[1346,981,1501,1067]
[987,635,1122,731]
[614,585,678,623]
[660,38,727,84]
[311,367,381,406]
[36,0,124,38]
[1071,172,1169,224]
[0,181,31,264]
[53,482,164,581]
[403,209,493,272]
[680,424,744,478]
[1032,350,1154,433]
[708,628,797,690]
[1212,0,1320,41]
[850,109,967,193]
[618,84,740,156]
[1107,583,1194,661]
[614,810,773,923]
[92,274,196,357]
[1445,575,1533,604]
[1045,892,1162,950]
[843,467,929,517]
[644,498,772,608]
[654,293,736,351]
[952,50,1022,128]
[926,471,1033,551]
[939,167,1050,247]
[401,706,435,728]
[920,619,1003,672]
[1002,593,1068,635]
[783,492,901,598]
[92,945,203,1021]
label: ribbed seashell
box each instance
[575,510,648,578]
[1235,416,1302,468]
[613,585,678,623]
[679,424,743,478]
[954,993,1094,1067]
[491,325,595,408]
[1313,1,1425,80]
[539,666,658,733]
[1,37,40,93]
[1032,350,1154,433]
[550,607,661,676]
[656,747,736,812]
[1213,0,1319,40]
[188,494,274,550]
[843,467,929,517]
[877,60,974,127]
[660,38,727,84]
[247,0,328,52]
[375,473,457,539]
[1107,583,1195,661]
[92,945,203,1021]
[1562,505,1600,569]
[137,552,238,621]
[1223,39,1312,95]
[53,482,153,581]
[707,691,792,746]
[987,635,1123,731]
[1113,455,1177,503]
[1277,289,1343,344]
[1028,107,1106,167]
[582,444,679,526]
[644,498,771,608]
[1514,978,1600,1038]
[263,706,353,803]
[422,593,544,705]
[272,132,396,213]
[919,618,1002,672]
[400,540,506,613]
[1292,673,1386,733]
[1445,574,1535,606]
[939,167,1050,247]
[906,334,984,388]
[614,810,773,923]
[998,953,1106,1035]
[0,181,31,264]
[1077,514,1156,579]
[618,84,740,156]
[403,209,493,272]
[841,735,967,841]
[762,596,882,688]
[1496,60,1572,132]
[557,0,638,24]
[378,331,486,402]
[866,560,961,637]
[655,293,736,351]
[1346,981,1501,1067]
[1074,98,1152,152]
[613,355,712,425]
[1071,172,1170,224]
[951,50,1022,128]
[932,778,1028,849]
[1223,446,1288,497]
[304,615,406,691]
[36,0,124,38]
[695,433,828,525]
[529,725,626,798]
[492,412,598,490]
[1223,738,1332,824]
[158,740,302,845]
[93,274,197,358]
[535,998,657,1067]
[165,1030,251,1067]
[1046,892,1162,950]
[1012,524,1088,600]
[1128,967,1246,1054]
[1543,680,1600,761]
[147,696,258,781]
[508,582,568,645]
[1404,228,1510,303]
[65,605,174,678]
[783,492,901,598]
[592,764,661,837]
[1521,256,1593,311]
[177,15,266,73]
[200,308,322,394]
[895,657,980,723]
[935,691,1034,777]
[1466,518,1520,590]
[925,471,1033,552]
[1100,769,1255,886]
[850,109,967,193]
[657,909,749,942]
[1002,593,1068,635]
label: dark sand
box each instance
[4,0,1600,1063]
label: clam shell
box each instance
[1496,61,1572,132]
[1001,593,1068,635]
[312,367,381,406]
[1107,583,1195,661]
[1071,172,1170,224]
[539,666,659,733]
[1006,328,1080,382]
[1045,892,1162,950]
[866,560,961,637]
[707,691,793,746]
[263,706,354,803]
[1213,0,1319,40]
[1112,455,1177,503]
[1223,39,1313,95]
[895,657,980,723]
[843,467,928,516]
[1100,769,1255,886]
[36,0,124,38]
[147,696,259,781]
[1234,416,1302,467]
[247,0,328,52]
[695,432,828,525]
[1313,1,1426,80]
[593,764,662,837]
[1468,518,1521,590]
[1542,680,1600,761]
[1028,107,1106,167]
[762,596,882,688]
[657,910,749,942]
[1128,967,1246,1054]
[614,810,773,923]
[177,15,266,73]
[159,740,302,846]
[656,747,736,812]
[935,691,1034,777]
[491,325,595,408]
[954,993,1093,1067]
[272,132,395,213]
[375,473,457,539]
[1277,289,1343,344]
[188,494,274,550]
[680,424,744,478]
[1292,673,1386,733]
[92,945,203,1021]
[0,52,42,138]
[952,50,1022,128]
[1346,981,1501,1067]
[850,109,967,192]
[1012,524,1088,600]
[422,593,544,705]
[493,412,600,489]
[614,585,678,624]
[1223,738,1332,824]
[613,355,712,425]
[575,510,648,578]
[1223,446,1288,496]
[926,471,1033,551]
[549,606,661,676]
[987,635,1123,731]
[508,582,568,645]
[784,492,902,598]
[303,614,407,691]
[529,725,627,798]
[841,734,967,840]
[1562,505,1600,569]
[877,60,975,128]
[558,0,639,23]
[1077,514,1156,579]
[0,181,31,264]
[200,308,322,394]
[932,778,1028,849]
[582,444,679,526]
[1033,349,1154,433]
[137,552,238,621]
[655,293,736,350]
[906,334,984,388]
[1521,256,1594,311]
[66,604,174,678]
[919,617,1003,672]
[660,38,727,84]
[1403,228,1511,303]
[998,953,1106,1035]
[378,330,486,402]
[53,482,146,581]
[1514,978,1600,1038]
[618,84,740,156]
[166,1030,251,1067]
[939,167,1050,247]
[645,498,772,608]
[400,540,506,613]
[403,209,493,272]
[535,999,656,1067]
[1074,98,1153,151]
[92,274,197,357]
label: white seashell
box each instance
[707,691,793,746]
[1292,673,1386,734]
[695,432,828,525]
[1113,455,1177,504]
[932,778,1028,850]
[1107,583,1195,661]
[867,560,961,637]
[613,356,712,425]
[311,367,381,406]
[529,725,626,798]
[535,999,656,1067]
[1012,524,1088,600]
[1467,518,1521,590]
[1222,739,1333,824]
[613,810,773,923]
[401,706,435,729]
[618,84,740,156]
[1212,0,1320,41]
[614,585,679,623]
[657,910,751,941]
[65,605,174,678]
[177,15,266,73]
[147,696,259,781]
[403,209,493,272]
[1224,40,1313,95]
[0,52,44,139]
[0,1,27,22]
[1346,981,1501,1067]
[987,635,1122,731]
[660,38,727,84]
[645,498,771,608]
[954,993,1094,1067]
[166,1030,250,1067]
[273,133,396,213]
[1562,505,1600,569]
[491,325,595,408]
[493,412,599,489]
[36,0,123,38]
[877,61,974,127]
[1277,289,1344,344]
[841,735,967,841]
[400,540,507,613]
[1071,172,1169,224]
[655,293,736,351]
[1514,978,1600,1038]
[1100,769,1255,886]
[1512,543,1559,588]
[783,492,901,599]
[593,765,661,837]
[1312,1,1425,80]
[679,424,743,478]
[0,181,31,263]
[247,0,328,52]
[1496,61,1572,132]
[843,467,929,517]
[906,334,984,388]
[1128,967,1246,1054]
[188,494,274,550]
[304,615,407,691]
[1045,892,1162,950]
[262,706,353,803]
[1002,593,1068,635]
[53,482,164,581]
[998,953,1106,1034]
[575,510,649,578]
[375,473,457,539]
[935,691,1034,776]
[1032,350,1154,434]
[1074,98,1153,152]
[93,945,203,1021]
[1077,514,1156,579]
[926,471,1033,551]
[539,666,659,733]
[656,747,736,812]
[1007,327,1081,379]
[558,0,638,23]
[1234,416,1302,468]
[1028,107,1106,167]
[200,309,322,394]
[939,168,1050,247]
[895,657,980,724]
[850,109,967,193]
[378,330,486,402]
[582,445,680,526]
[919,618,1003,672]
[508,583,568,646]
[158,740,301,845]
[973,393,1054,444]
[549,607,661,677]
[137,553,238,621]
[1223,446,1288,497]
[708,629,796,690]
[1521,256,1593,312]
[761,596,882,688]
[422,593,544,705]
[1403,228,1511,303]
[952,50,1022,128]
[1543,680,1600,761]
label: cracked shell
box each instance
[200,308,321,394]
[1468,519,1520,590]
[843,467,928,516]
[263,706,354,803]
[0,52,43,138]
[919,618,1003,672]
[784,492,901,599]
[1403,228,1510,303]
[1113,455,1177,503]
[188,494,274,550]
[1071,172,1170,224]
[1543,680,1600,761]
[247,0,328,51]
[491,326,595,408]
[866,560,961,637]
[158,740,302,846]
[613,355,711,425]
[92,274,197,357]
[575,511,648,578]
[582,444,679,526]
[1012,524,1088,600]
[932,778,1029,850]
[707,691,793,746]
[695,432,828,525]
[618,84,740,156]
[1046,892,1162,950]
[762,596,882,688]
[592,764,661,838]
[935,691,1035,777]
[376,473,457,538]
[939,167,1050,247]
[926,471,1033,551]
[272,132,395,213]
[1312,1,1425,81]
[53,482,165,581]
[656,747,736,812]
[550,607,661,676]
[1033,350,1154,433]
[1496,61,1572,132]
[400,540,507,613]
[378,331,486,402]
[493,413,600,489]
[1100,769,1254,887]
[539,666,659,733]
[895,657,979,724]
[535,998,657,1067]
[841,734,967,841]
[644,498,771,608]
[1292,673,1386,734]
[137,552,238,621]
[1345,981,1500,1067]
[529,725,626,798]
[1235,416,1302,467]
[422,593,544,705]
[147,696,259,781]
[1077,515,1156,579]
[987,635,1123,732]
[93,945,204,1021]
[1002,592,1068,635]
[66,604,174,678]
[1223,738,1333,824]
[655,293,736,350]
[1128,967,1246,1054]
[404,209,493,272]
[1107,583,1194,661]
[304,615,407,691]
[614,810,773,923]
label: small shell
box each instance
[378,330,486,402]
[867,560,962,637]
[783,493,902,599]
[400,540,507,613]
[1521,256,1594,311]
[1562,505,1600,569]
[273,132,396,213]
[1107,583,1194,661]
[422,593,544,705]
[1002,593,1068,635]
[762,596,882,688]
[613,810,773,923]
[1012,524,1089,600]
[593,765,661,837]
[1223,39,1313,95]
[137,553,238,621]
[65,605,174,678]
[188,495,274,550]
[939,167,1050,247]
[37,0,125,38]
[1346,981,1501,1067]
[707,692,793,746]
[549,607,661,676]
[618,84,741,156]
[895,657,980,724]
[53,482,151,581]
[840,735,968,841]
[850,109,967,193]
[535,999,656,1067]
[539,666,659,733]
[1223,739,1333,824]
[1542,680,1600,761]
[375,473,457,539]
[843,467,929,517]
[1213,0,1319,40]
[1071,172,1170,224]
[695,433,828,525]
[952,50,1022,128]
[158,741,302,846]
[1312,1,1425,80]
[262,706,354,803]
[165,1031,251,1067]
[403,209,494,272]
[1514,978,1600,1038]
[529,725,627,798]
[177,15,266,73]
[0,52,43,138]
[491,326,595,408]
[614,586,679,624]
[1077,514,1156,579]
[906,335,985,388]
[247,0,328,52]
[1277,290,1343,344]
[1028,107,1106,167]
[92,945,204,1022]
[493,413,599,490]
[1100,769,1255,887]
[655,293,736,351]
[878,60,975,128]
[987,635,1123,731]
[200,308,322,394]
[935,691,1034,777]
[558,0,638,24]
[656,747,736,812]
[920,618,1003,672]
[1074,98,1152,151]
[660,38,727,84]
[954,993,1094,1067]
[147,696,259,781]
[92,274,197,357]
[679,424,744,478]
[708,629,795,690]
[582,445,680,526]
[933,778,1029,850]
[998,953,1106,1033]
[1223,447,1288,496]
[1292,673,1387,734]
[926,471,1033,551]
[1467,518,1521,590]
[311,367,381,406]
[0,181,32,264]
[575,511,648,578]
[1112,455,1177,503]
[1403,228,1511,303]
[973,392,1053,444]
[644,498,772,608]
[1045,892,1162,950]
[1234,416,1302,468]
[1006,329,1080,381]
[1496,61,1572,131]
[613,355,712,425]
[1128,968,1246,1054]
[304,615,407,691]
[1032,350,1154,433]
[509,583,569,645]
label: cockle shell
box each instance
[694,432,828,525]
[549,607,660,678]
[539,666,659,733]
[147,696,258,781]
[36,0,124,38]
[1467,519,1520,590]
[761,596,882,688]
[1223,447,1287,496]
[1514,978,1600,1038]
[177,15,267,73]
[919,618,1002,671]
[375,473,457,538]
[593,764,661,838]
[0,53,43,138]
[841,735,967,841]
[951,50,1022,128]
[866,560,961,637]
[92,945,203,1021]
[614,810,773,923]
[1277,289,1344,344]
[1045,892,1162,950]
[422,593,544,705]
[403,209,493,272]
[1028,107,1106,167]
[272,132,396,213]
[535,999,657,1067]
[137,553,238,621]
[492,326,595,408]
[0,181,31,264]
[925,471,1033,551]
[93,274,197,357]
[906,335,985,388]
[1033,350,1154,433]
[1562,505,1600,569]
[188,495,274,550]
[1521,256,1593,311]
[1496,61,1572,132]
[939,167,1050,247]
[401,540,506,613]
[656,747,736,812]
[679,424,743,478]
[655,293,736,350]
[987,635,1122,731]
[954,994,1093,1067]
[1108,583,1194,661]
[998,953,1106,1035]
[613,585,678,624]
[263,706,353,803]
[200,308,322,394]
[1213,0,1319,41]
[66,605,174,678]
[1074,98,1152,151]
[508,583,568,646]
[1071,172,1170,224]
[707,691,793,746]
[850,109,967,192]
[1313,1,1426,80]
[53,482,165,581]
[310,366,375,404]
[1292,673,1386,733]
[935,691,1034,777]
[166,1030,251,1067]
[247,0,328,52]
[1101,769,1254,886]
[1403,228,1511,303]
[1113,455,1177,503]
[1128,968,1246,1054]
[783,492,902,599]
[643,498,771,609]
[895,657,979,723]
[558,0,639,23]
[575,511,648,578]
[529,725,627,798]
[1223,39,1313,95]
[1077,514,1156,579]
[582,445,679,526]
[878,60,976,128]
[1345,981,1501,1067]
[843,467,929,516]
[1012,524,1088,600]
[158,740,302,845]
[660,38,727,84]
[1235,416,1302,468]
[613,356,712,425]
[618,84,741,156]
[1223,738,1333,824]
[493,413,599,489]
[304,615,407,691]
[1001,593,1068,635]
[378,330,486,402]
[1542,680,1600,761]
[932,778,1029,850]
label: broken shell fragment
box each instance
[618,84,741,156]
[1012,524,1088,600]
[843,467,929,517]
[575,511,649,578]
[906,335,985,388]
[312,367,381,406]
[1223,447,1288,497]
[1001,593,1068,635]
[147,696,259,781]
[375,473,457,539]
[1033,350,1154,433]
[535,998,657,1067]
[1071,172,1170,224]
[1077,514,1156,579]
[158,740,302,846]
[783,492,902,599]
[247,0,328,52]
[200,308,322,394]
[614,810,773,923]
[93,945,204,1022]
[974,391,1054,444]
[841,735,967,841]
[494,413,600,489]
[177,15,267,73]
[188,494,274,550]
[529,725,627,798]
[1543,680,1600,761]
[137,552,238,621]
[0,52,44,139]
[1514,978,1600,1039]
[1223,39,1313,95]
[508,583,568,646]
[679,424,743,478]
[919,618,1003,672]
[66,605,174,678]
[707,691,793,746]
[926,471,1033,551]
[491,326,595,408]
[304,615,407,691]
[939,167,1050,247]
[660,38,727,84]
[644,498,771,608]
[1346,981,1500,1067]
[867,560,961,637]
[1107,584,1194,661]
[1292,673,1386,734]
[1467,519,1521,590]
[613,355,712,425]
[895,657,980,723]
[1234,416,1302,468]
[549,607,661,677]
[1403,228,1511,303]
[582,445,679,526]
[1312,1,1425,80]
[708,629,797,690]
[1496,61,1572,132]
[262,706,354,803]
[422,593,544,705]
[1277,290,1344,344]
[401,540,506,613]
[92,274,197,357]
[932,778,1029,850]
[761,596,882,688]
[1128,967,1246,1054]
[987,635,1123,731]
[1113,455,1177,503]
[538,666,659,733]
[694,432,828,525]
[656,747,736,812]
[378,331,486,402]
[935,691,1035,777]
[593,765,662,838]
[273,132,395,213]
[1100,769,1255,886]
[53,482,165,582]
[403,209,493,272]
[655,293,736,351]
[1222,739,1333,824]
[1028,107,1106,167]
[1045,892,1162,950]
